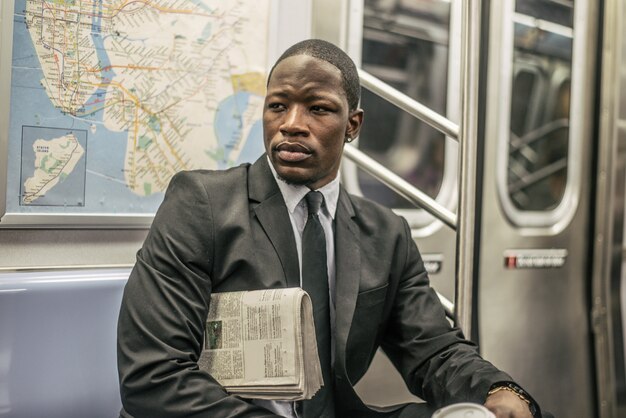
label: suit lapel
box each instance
[248,157,300,288]
[334,187,361,380]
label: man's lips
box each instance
[274,141,312,163]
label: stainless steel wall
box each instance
[0,230,145,270]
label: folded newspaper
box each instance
[198,288,323,401]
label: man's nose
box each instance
[279,106,309,136]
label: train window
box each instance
[510,68,542,138]
[344,0,458,228]
[497,0,578,225]
[357,38,447,206]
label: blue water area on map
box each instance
[82,0,116,117]
[14,0,26,15]
[214,92,264,169]
[237,120,264,165]
[7,7,165,215]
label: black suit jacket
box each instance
[117,156,512,417]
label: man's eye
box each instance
[311,105,329,113]
[268,103,285,110]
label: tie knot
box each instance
[304,191,324,216]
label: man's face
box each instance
[263,55,363,190]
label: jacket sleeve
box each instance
[380,216,513,407]
[117,171,280,418]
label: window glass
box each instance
[506,2,573,211]
[515,0,574,27]
[510,70,538,137]
[357,0,451,208]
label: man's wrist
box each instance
[488,382,540,418]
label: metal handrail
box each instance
[510,118,569,152]
[350,1,482,336]
[436,291,455,319]
[358,69,460,140]
[342,145,457,229]
[509,157,567,193]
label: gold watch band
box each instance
[488,385,531,407]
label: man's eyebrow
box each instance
[265,91,290,99]
[266,89,345,103]
[306,93,339,102]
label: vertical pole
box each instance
[455,0,482,337]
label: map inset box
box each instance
[20,126,87,207]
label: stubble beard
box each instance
[275,171,316,188]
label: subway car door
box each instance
[477,1,597,417]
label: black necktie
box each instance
[301,191,334,417]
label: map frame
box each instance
[0,0,312,228]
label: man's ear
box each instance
[345,109,364,142]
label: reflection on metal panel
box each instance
[506,19,572,212]
[0,269,129,418]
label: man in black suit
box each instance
[117,39,541,418]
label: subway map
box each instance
[5,0,269,219]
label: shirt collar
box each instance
[267,156,340,219]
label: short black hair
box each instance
[268,39,361,110]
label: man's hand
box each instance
[484,388,533,418]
